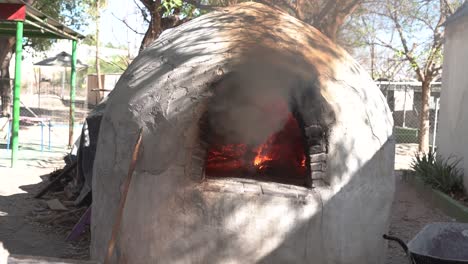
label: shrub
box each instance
[411,152,464,195]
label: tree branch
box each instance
[139,0,154,10]
[134,0,151,23]
[112,13,145,35]
[97,55,128,71]
[389,2,423,81]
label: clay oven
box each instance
[91,3,395,263]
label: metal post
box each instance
[48,119,51,150]
[40,122,44,152]
[6,119,11,150]
[61,68,65,99]
[11,21,24,167]
[69,40,77,147]
[432,97,440,150]
[38,68,41,111]
[402,85,407,128]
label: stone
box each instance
[7,254,99,263]
[310,162,324,171]
[261,183,298,198]
[309,144,325,154]
[311,171,325,180]
[46,199,68,211]
[305,125,322,138]
[310,153,327,162]
[242,182,262,194]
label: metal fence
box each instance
[0,76,90,152]
[377,81,441,147]
[1,72,90,120]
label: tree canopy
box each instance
[134,0,365,51]
[347,0,462,153]
[0,0,93,116]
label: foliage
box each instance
[0,0,94,116]
[82,34,96,46]
[104,42,127,49]
[135,0,364,51]
[25,0,93,53]
[87,55,130,74]
[347,0,463,153]
[411,152,465,195]
[162,0,183,14]
[347,0,463,80]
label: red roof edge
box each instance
[0,4,26,21]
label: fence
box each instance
[377,81,441,148]
[1,79,443,151]
[0,74,89,153]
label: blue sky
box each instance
[84,0,147,51]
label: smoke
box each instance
[206,50,306,146]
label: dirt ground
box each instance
[384,144,454,263]
[0,167,90,260]
[0,94,89,260]
[384,171,453,264]
[0,140,457,262]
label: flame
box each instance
[205,113,307,178]
[253,138,274,168]
[300,156,306,167]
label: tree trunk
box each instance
[96,0,102,92]
[140,13,188,52]
[418,80,431,153]
[139,2,162,52]
[311,0,361,42]
[0,37,15,117]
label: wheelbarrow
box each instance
[383,222,468,264]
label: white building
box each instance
[437,2,468,191]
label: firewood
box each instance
[35,161,77,198]
[46,199,68,211]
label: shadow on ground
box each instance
[0,169,90,260]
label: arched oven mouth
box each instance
[202,109,310,187]
[198,100,329,188]
[195,72,330,189]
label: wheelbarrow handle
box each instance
[383,234,409,253]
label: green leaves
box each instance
[411,152,465,195]
[162,0,183,15]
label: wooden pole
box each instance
[104,128,143,264]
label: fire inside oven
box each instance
[203,99,309,186]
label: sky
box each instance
[84,0,147,52]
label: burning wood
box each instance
[205,113,307,181]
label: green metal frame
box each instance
[1,1,84,167]
[69,40,77,147]
[10,21,23,167]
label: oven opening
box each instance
[202,99,310,187]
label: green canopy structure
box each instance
[0,0,84,167]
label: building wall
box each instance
[437,14,468,191]
[87,74,120,105]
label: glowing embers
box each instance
[205,113,307,183]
